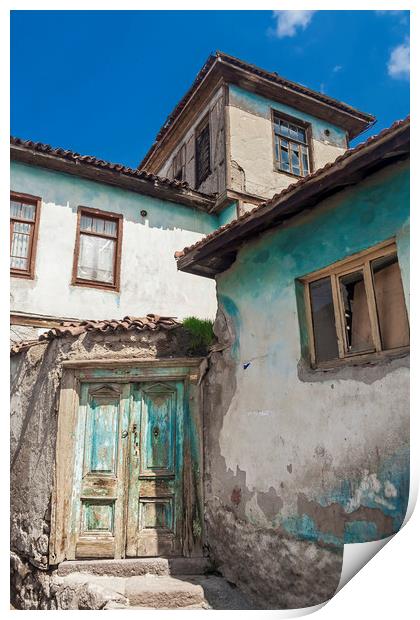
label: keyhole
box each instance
[153,427,159,438]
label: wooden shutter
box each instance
[195,121,211,187]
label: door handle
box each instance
[121,430,128,439]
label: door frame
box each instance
[49,357,205,565]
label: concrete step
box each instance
[57,556,211,578]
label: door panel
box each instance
[141,383,175,476]
[126,381,184,557]
[71,383,130,559]
[85,391,119,475]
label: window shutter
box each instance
[195,123,210,187]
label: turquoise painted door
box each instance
[71,380,185,558]
[126,381,185,556]
[71,383,130,559]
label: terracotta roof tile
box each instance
[10,314,180,356]
[175,116,410,260]
[10,137,214,202]
[139,50,375,169]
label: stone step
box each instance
[57,556,211,578]
[53,572,256,610]
[125,574,205,608]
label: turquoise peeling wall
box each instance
[215,159,409,546]
[217,202,238,227]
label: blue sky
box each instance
[11,10,409,168]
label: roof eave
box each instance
[177,120,409,278]
[139,53,375,171]
[11,144,216,212]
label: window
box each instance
[273,113,310,177]
[195,117,211,187]
[172,144,186,181]
[301,241,409,367]
[72,207,123,290]
[10,192,41,279]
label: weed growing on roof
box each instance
[182,317,214,355]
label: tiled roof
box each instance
[10,314,180,356]
[175,116,409,262]
[10,137,215,207]
[139,50,375,169]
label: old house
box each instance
[141,51,374,209]
[10,139,219,342]
[176,117,410,607]
[10,52,409,610]
[11,52,373,343]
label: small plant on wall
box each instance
[182,317,214,355]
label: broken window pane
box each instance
[302,147,309,176]
[273,115,309,176]
[77,234,115,283]
[280,121,289,136]
[371,253,409,350]
[280,141,290,172]
[339,271,374,354]
[291,144,300,175]
[309,277,339,363]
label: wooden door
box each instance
[71,382,130,559]
[71,380,185,558]
[126,381,184,556]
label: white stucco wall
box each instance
[11,162,218,322]
[227,85,348,198]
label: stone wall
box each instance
[10,326,200,609]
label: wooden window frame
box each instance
[10,191,42,280]
[271,110,313,179]
[72,206,123,292]
[195,114,211,188]
[172,144,186,182]
[300,239,409,369]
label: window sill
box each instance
[71,279,119,293]
[310,346,409,371]
[273,165,310,181]
[11,270,34,280]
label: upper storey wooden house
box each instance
[140,51,374,215]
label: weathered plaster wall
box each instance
[11,162,218,323]
[227,84,348,198]
[10,327,203,608]
[217,202,238,227]
[158,86,226,194]
[203,160,409,608]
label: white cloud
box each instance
[387,40,410,79]
[333,65,343,73]
[376,10,408,24]
[272,10,316,38]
